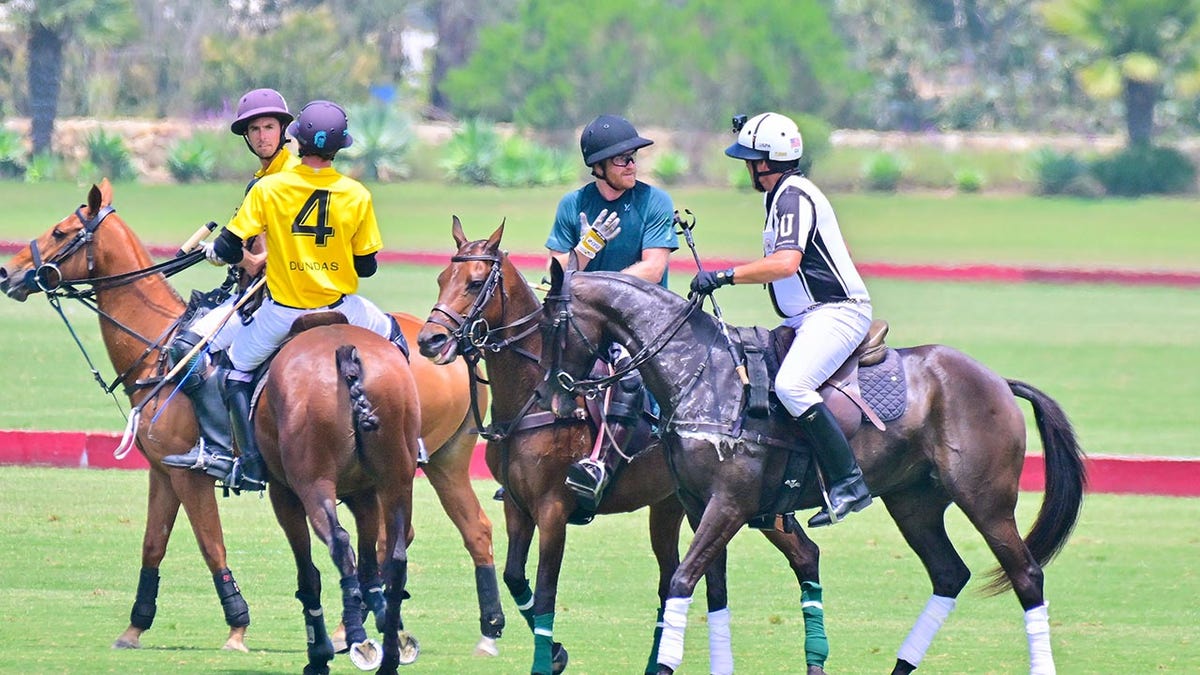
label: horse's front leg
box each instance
[377,487,419,675]
[645,498,685,675]
[657,495,747,675]
[113,468,182,650]
[763,526,827,675]
[529,499,572,675]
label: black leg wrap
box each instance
[213,568,250,628]
[364,584,387,635]
[129,567,160,630]
[296,590,335,670]
[340,575,368,646]
[475,564,505,639]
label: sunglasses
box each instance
[610,152,638,167]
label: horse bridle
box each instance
[426,251,541,362]
[23,204,206,398]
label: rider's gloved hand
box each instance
[199,241,226,267]
[689,268,734,297]
[574,209,621,260]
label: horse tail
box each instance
[336,346,380,453]
[986,379,1088,594]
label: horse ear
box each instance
[87,184,102,216]
[98,177,113,207]
[565,248,581,272]
[452,215,467,247]
[549,257,564,294]
[485,219,505,252]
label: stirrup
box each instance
[161,442,233,480]
[228,458,267,494]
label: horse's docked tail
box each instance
[336,345,380,433]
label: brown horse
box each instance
[0,180,503,657]
[259,321,420,674]
[540,262,1088,674]
[417,219,829,675]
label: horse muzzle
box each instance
[416,330,459,365]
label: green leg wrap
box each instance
[531,612,555,675]
[512,581,535,632]
[801,581,829,668]
[644,606,666,675]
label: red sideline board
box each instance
[1,429,1196,497]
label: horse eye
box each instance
[466,280,485,293]
[51,228,68,240]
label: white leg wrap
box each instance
[658,596,693,670]
[896,594,956,667]
[707,607,733,675]
[1025,603,1056,675]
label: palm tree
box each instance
[1040,0,1200,146]
[11,0,138,156]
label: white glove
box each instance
[199,241,226,267]
[574,209,621,259]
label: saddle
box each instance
[733,319,891,437]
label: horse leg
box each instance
[657,494,748,675]
[881,488,968,675]
[422,452,504,655]
[527,498,574,675]
[678,506,737,675]
[762,527,827,675]
[377,485,419,675]
[267,485,335,675]
[113,469,181,649]
[336,493,385,653]
[644,499,685,675]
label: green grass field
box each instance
[0,467,1196,674]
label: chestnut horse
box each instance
[0,180,503,657]
[418,219,828,675]
[541,263,1087,674]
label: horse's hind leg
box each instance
[343,493,387,636]
[268,485,335,675]
[762,527,827,675]
[881,487,967,675]
[422,448,504,654]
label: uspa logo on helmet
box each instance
[287,100,354,155]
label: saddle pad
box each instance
[858,348,907,422]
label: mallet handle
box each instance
[176,221,218,257]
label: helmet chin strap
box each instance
[592,164,625,193]
[750,160,775,192]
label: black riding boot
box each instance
[160,330,235,478]
[801,403,872,527]
[223,374,267,493]
[565,357,643,512]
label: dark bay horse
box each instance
[417,220,829,675]
[541,264,1087,675]
[0,180,503,658]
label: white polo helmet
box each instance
[725,112,803,162]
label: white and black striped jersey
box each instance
[761,172,869,318]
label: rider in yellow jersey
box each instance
[191,100,403,492]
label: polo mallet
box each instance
[176,221,218,258]
[674,209,749,385]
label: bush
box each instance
[441,118,501,185]
[24,152,66,184]
[1089,145,1197,197]
[862,152,906,191]
[650,150,690,186]
[167,136,216,183]
[442,118,573,188]
[953,168,986,193]
[341,103,414,182]
[1028,147,1085,195]
[0,128,25,179]
[86,129,136,182]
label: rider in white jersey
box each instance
[690,112,873,527]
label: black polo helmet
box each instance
[580,114,653,166]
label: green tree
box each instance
[8,0,138,155]
[1040,0,1200,146]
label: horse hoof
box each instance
[806,666,826,675]
[111,638,140,650]
[222,637,249,653]
[397,631,421,666]
[348,639,383,671]
[474,635,500,656]
[551,641,569,674]
[302,665,331,675]
[331,622,348,653]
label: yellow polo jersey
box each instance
[226,164,383,308]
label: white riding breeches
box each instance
[187,296,245,354]
[227,294,392,374]
[774,301,872,417]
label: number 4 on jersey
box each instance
[292,190,334,246]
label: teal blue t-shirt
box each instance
[546,181,678,287]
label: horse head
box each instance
[418,215,521,364]
[539,257,609,419]
[0,178,144,301]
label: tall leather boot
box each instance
[223,373,267,493]
[800,402,872,527]
[565,359,643,512]
[161,371,235,479]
